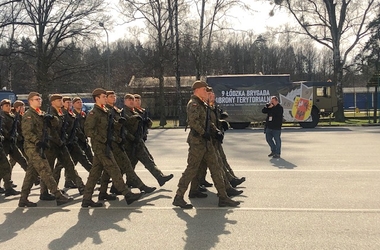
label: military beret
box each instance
[50,94,63,102]
[13,100,25,109]
[0,99,11,106]
[62,96,71,102]
[92,88,106,97]
[192,80,208,90]
[72,97,82,104]
[106,91,115,96]
[124,93,135,100]
[28,92,40,100]
[133,94,141,99]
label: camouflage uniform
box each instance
[0,110,28,171]
[176,95,228,198]
[123,106,166,180]
[42,106,85,194]
[73,109,93,163]
[0,114,12,190]
[54,108,92,183]
[82,104,132,201]
[19,108,63,200]
[98,104,146,193]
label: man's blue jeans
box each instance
[265,128,281,155]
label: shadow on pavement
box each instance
[0,207,70,244]
[270,157,297,169]
[175,209,237,250]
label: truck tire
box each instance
[230,122,250,129]
[299,107,319,128]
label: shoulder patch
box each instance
[89,111,94,115]
[192,103,198,106]
[26,116,31,119]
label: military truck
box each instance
[206,74,337,129]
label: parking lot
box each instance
[1,126,380,249]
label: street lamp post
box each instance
[99,22,110,89]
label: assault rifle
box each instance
[119,108,127,152]
[40,106,50,159]
[204,103,211,150]
[9,111,19,153]
[67,112,79,149]
[60,111,69,145]
[132,115,143,156]
[141,108,149,141]
[105,108,114,158]
[0,115,4,149]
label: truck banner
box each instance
[206,74,313,123]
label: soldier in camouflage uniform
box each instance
[0,100,20,197]
[72,97,93,163]
[0,99,28,174]
[18,92,73,207]
[133,94,152,142]
[122,94,173,187]
[54,97,93,189]
[40,94,85,200]
[190,88,244,198]
[99,91,156,199]
[173,81,240,209]
[81,88,142,208]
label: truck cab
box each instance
[0,89,17,104]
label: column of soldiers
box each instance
[1,82,244,209]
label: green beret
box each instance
[72,97,82,104]
[92,88,106,97]
[27,92,40,100]
[0,99,11,106]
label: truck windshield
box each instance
[0,90,17,103]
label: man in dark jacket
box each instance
[262,96,283,158]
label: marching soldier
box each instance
[72,97,93,163]
[122,94,174,187]
[40,94,85,200]
[173,81,240,209]
[54,96,93,189]
[81,88,142,208]
[133,94,152,141]
[99,91,156,199]
[18,92,73,207]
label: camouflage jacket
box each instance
[73,109,87,143]
[186,95,217,144]
[84,104,110,145]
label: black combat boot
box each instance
[198,185,208,192]
[110,185,122,195]
[4,187,21,197]
[0,187,5,193]
[64,180,78,189]
[188,191,208,198]
[56,192,73,206]
[82,199,103,208]
[156,174,174,186]
[139,185,156,194]
[40,192,56,200]
[218,197,240,207]
[200,179,213,187]
[226,188,243,197]
[98,192,117,201]
[18,198,37,207]
[172,195,193,209]
[124,192,142,205]
[230,177,246,188]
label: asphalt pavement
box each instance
[0,126,379,249]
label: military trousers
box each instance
[3,142,28,172]
[176,141,227,198]
[42,143,84,194]
[126,140,162,179]
[0,149,12,189]
[99,142,144,193]
[20,146,61,199]
[83,142,130,200]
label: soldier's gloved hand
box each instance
[215,130,224,143]
[118,117,127,124]
[221,120,229,131]
[36,141,49,149]
[43,114,54,121]
[202,132,211,140]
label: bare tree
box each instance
[274,0,379,121]
[17,0,108,104]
